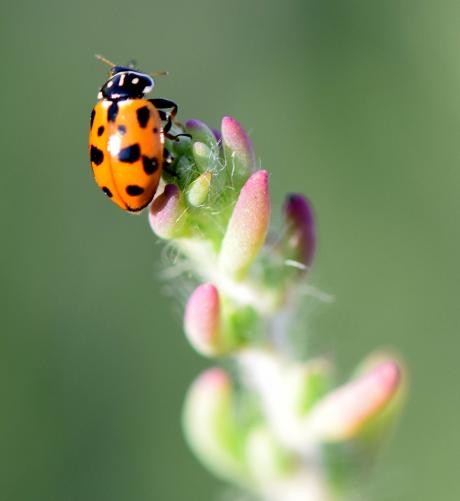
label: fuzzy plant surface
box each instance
[148,116,406,501]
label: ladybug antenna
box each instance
[149,70,169,77]
[94,54,116,67]
[95,54,169,77]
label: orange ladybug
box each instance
[89,56,180,212]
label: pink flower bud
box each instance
[184,284,221,356]
[283,194,316,269]
[219,170,270,279]
[188,367,230,401]
[148,184,186,239]
[306,361,401,442]
[221,116,256,176]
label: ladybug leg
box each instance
[150,98,177,135]
[149,98,191,142]
[166,131,192,141]
[150,98,178,120]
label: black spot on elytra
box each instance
[90,109,95,129]
[142,155,158,175]
[97,125,105,136]
[107,101,119,122]
[136,106,150,128]
[118,144,140,163]
[126,185,144,196]
[153,127,159,134]
[90,145,104,165]
[118,125,126,135]
[102,186,112,198]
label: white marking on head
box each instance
[97,91,103,99]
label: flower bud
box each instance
[352,352,407,446]
[184,284,256,355]
[212,127,222,143]
[184,283,221,356]
[183,368,248,483]
[306,361,401,442]
[221,117,256,178]
[148,184,187,239]
[187,171,212,207]
[192,142,214,173]
[219,170,270,279]
[283,194,316,270]
[185,119,218,150]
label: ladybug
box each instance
[89,55,181,212]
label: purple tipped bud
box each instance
[149,184,186,239]
[306,361,401,442]
[212,128,222,143]
[221,117,256,179]
[184,284,221,356]
[219,170,271,279]
[283,194,316,269]
[185,119,218,149]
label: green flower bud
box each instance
[187,171,212,207]
[183,368,249,484]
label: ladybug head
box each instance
[98,68,154,100]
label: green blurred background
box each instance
[1,0,459,499]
